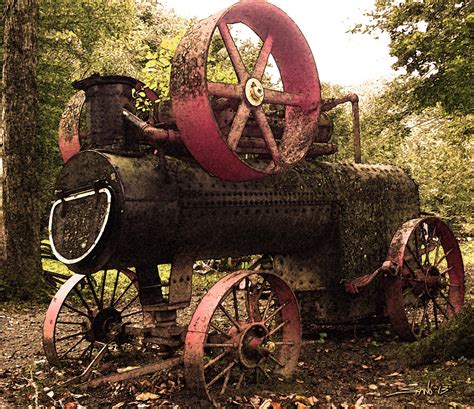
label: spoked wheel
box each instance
[43,269,142,368]
[171,1,321,181]
[384,217,465,340]
[185,270,301,401]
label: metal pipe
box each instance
[321,93,361,164]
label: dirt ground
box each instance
[1,293,473,408]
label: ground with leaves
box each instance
[0,292,472,407]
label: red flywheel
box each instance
[170,0,321,181]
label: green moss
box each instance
[395,305,474,366]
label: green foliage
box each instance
[354,0,474,115]
[321,83,354,162]
[35,0,189,225]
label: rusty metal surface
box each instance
[58,91,86,162]
[322,94,361,163]
[184,270,301,400]
[51,151,419,327]
[170,1,320,181]
[383,217,465,340]
[60,77,159,158]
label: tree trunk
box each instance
[0,0,44,300]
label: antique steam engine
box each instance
[43,0,465,401]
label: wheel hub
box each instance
[90,307,122,342]
[245,78,265,107]
[230,323,269,368]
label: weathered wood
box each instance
[0,0,43,299]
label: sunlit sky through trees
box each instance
[165,0,398,86]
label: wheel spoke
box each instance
[433,241,441,266]
[254,107,280,164]
[113,279,136,307]
[432,297,450,320]
[85,275,101,309]
[99,270,107,309]
[57,320,85,326]
[57,330,88,342]
[245,281,254,322]
[262,291,274,320]
[219,303,242,332]
[406,244,424,271]
[220,366,232,395]
[267,320,289,338]
[120,294,139,314]
[73,287,94,317]
[268,353,284,367]
[207,361,236,388]
[263,301,289,324]
[438,291,456,315]
[122,309,142,319]
[403,259,416,278]
[263,88,305,107]
[414,227,421,263]
[110,270,120,307]
[207,82,242,99]
[273,341,295,346]
[210,322,232,338]
[232,287,240,322]
[204,351,228,370]
[435,248,453,268]
[227,102,251,150]
[62,302,90,319]
[421,223,430,265]
[236,371,245,390]
[218,22,247,81]
[257,364,271,379]
[59,336,86,359]
[253,35,273,79]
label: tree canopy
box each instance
[354,0,473,115]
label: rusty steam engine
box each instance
[43,0,465,401]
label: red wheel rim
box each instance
[184,270,301,401]
[43,268,141,367]
[384,217,465,340]
[171,1,321,181]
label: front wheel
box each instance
[184,270,301,401]
[384,217,465,341]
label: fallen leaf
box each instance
[111,403,125,409]
[117,366,140,373]
[259,399,272,409]
[374,355,384,361]
[136,392,160,401]
[355,396,364,409]
[368,384,378,390]
[295,403,310,409]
